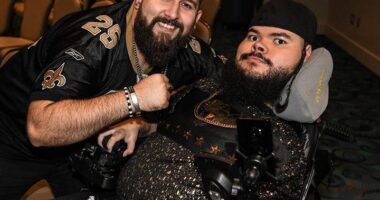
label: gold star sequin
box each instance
[183,131,192,140]
[228,154,238,161]
[195,137,204,146]
[210,145,220,154]
[217,54,228,64]
[205,113,215,120]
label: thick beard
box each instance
[134,8,190,68]
[221,60,295,107]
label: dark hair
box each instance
[250,0,317,44]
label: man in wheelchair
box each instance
[82,0,333,199]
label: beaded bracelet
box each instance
[124,87,134,118]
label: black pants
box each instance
[0,156,85,200]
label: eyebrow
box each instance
[248,28,259,34]
[270,32,292,40]
[248,28,292,40]
[187,0,199,7]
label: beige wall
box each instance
[326,0,380,75]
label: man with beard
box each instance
[99,0,331,199]
[0,0,224,198]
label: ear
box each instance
[195,10,203,24]
[303,44,312,63]
[134,0,142,9]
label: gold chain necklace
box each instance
[132,41,167,82]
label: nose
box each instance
[164,2,180,19]
[252,40,267,54]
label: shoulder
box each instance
[53,2,130,27]
[185,36,228,65]
[48,3,129,39]
[42,3,130,66]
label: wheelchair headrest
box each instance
[274,47,333,123]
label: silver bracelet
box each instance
[124,87,134,118]
[128,86,141,116]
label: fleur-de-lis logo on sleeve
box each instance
[41,63,67,90]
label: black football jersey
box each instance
[0,1,223,159]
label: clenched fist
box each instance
[133,74,171,112]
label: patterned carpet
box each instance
[212,28,380,200]
[314,37,380,200]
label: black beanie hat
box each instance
[250,0,317,44]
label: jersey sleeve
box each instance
[29,56,97,102]
[27,9,121,102]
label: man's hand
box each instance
[133,74,171,112]
[97,118,157,157]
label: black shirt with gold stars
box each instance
[118,78,318,200]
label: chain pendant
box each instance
[133,41,168,83]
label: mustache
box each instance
[239,52,273,67]
[151,16,184,31]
